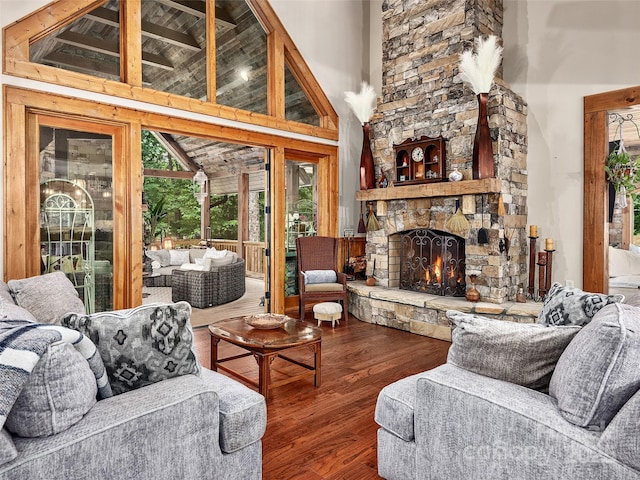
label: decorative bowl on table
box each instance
[244,313,290,330]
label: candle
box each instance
[529,225,538,237]
[545,238,554,251]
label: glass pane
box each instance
[285,160,318,297]
[39,127,114,313]
[215,0,268,114]
[30,0,121,82]
[285,62,320,126]
[141,0,207,99]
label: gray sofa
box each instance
[0,273,266,480]
[376,285,640,479]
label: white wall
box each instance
[503,0,640,288]
[269,0,365,236]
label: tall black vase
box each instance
[472,93,495,179]
[360,122,376,190]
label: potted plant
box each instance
[605,148,640,208]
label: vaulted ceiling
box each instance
[28,0,320,194]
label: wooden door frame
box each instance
[583,85,640,292]
[4,107,139,308]
[269,148,339,314]
[4,86,339,311]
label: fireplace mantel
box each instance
[355,178,503,202]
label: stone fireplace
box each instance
[348,0,535,339]
[356,0,528,305]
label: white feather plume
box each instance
[459,35,503,94]
[344,82,377,124]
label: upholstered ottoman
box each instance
[171,269,217,309]
[313,302,342,327]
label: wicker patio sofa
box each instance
[172,258,246,308]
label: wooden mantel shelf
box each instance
[355,178,503,202]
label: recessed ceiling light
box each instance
[240,69,250,81]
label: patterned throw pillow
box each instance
[550,303,640,430]
[61,302,200,395]
[537,282,624,326]
[303,270,337,285]
[8,272,85,325]
[447,310,581,391]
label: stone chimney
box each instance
[362,0,529,303]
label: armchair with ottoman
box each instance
[0,272,266,480]
[375,283,640,479]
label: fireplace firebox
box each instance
[399,229,466,296]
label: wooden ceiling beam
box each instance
[143,169,195,179]
[42,51,153,84]
[56,30,174,71]
[153,132,201,173]
[86,7,201,52]
[155,0,206,18]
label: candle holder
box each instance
[545,248,555,294]
[528,235,538,298]
[537,252,548,299]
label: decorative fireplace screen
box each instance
[399,229,465,296]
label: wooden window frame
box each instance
[4,86,338,311]
[3,0,338,140]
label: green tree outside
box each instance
[142,130,265,243]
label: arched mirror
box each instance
[583,86,640,294]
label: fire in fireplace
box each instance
[399,229,466,296]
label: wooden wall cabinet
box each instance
[393,136,446,185]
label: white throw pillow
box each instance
[169,249,191,266]
[210,249,229,259]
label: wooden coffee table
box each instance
[208,316,322,400]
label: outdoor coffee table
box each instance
[209,316,322,400]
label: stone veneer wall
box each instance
[367,0,528,304]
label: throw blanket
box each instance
[0,319,113,430]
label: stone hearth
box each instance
[348,281,542,342]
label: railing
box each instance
[172,238,266,277]
[209,240,238,253]
[242,241,266,278]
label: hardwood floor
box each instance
[193,314,450,479]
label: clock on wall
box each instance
[393,136,446,185]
